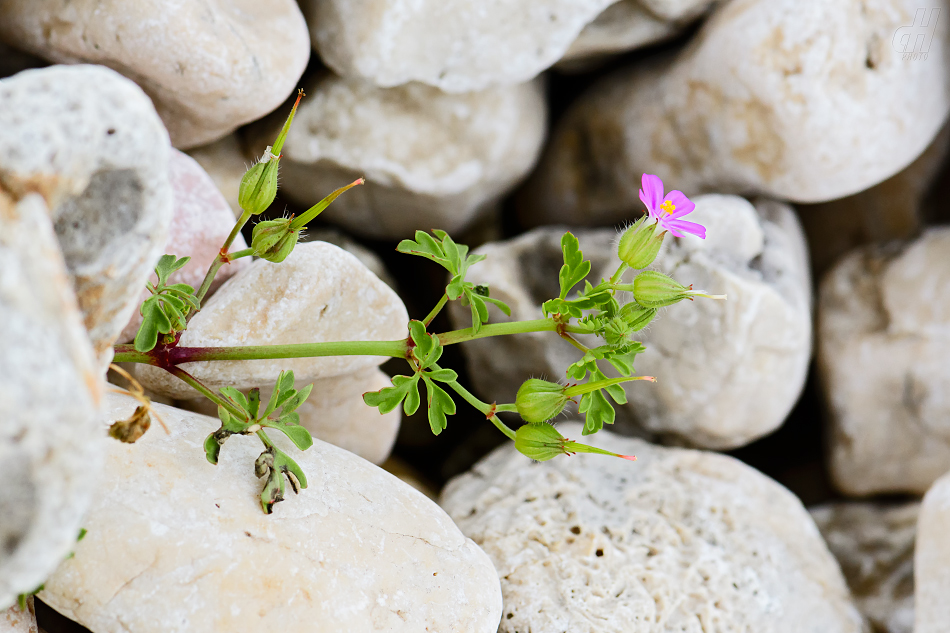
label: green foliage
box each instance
[397,230,510,332]
[134,255,199,353]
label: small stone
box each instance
[252,73,546,239]
[0,0,310,149]
[40,392,503,633]
[441,422,865,633]
[450,195,812,449]
[303,0,616,92]
[186,134,251,217]
[118,150,251,343]
[0,191,103,608]
[0,65,173,368]
[914,470,950,633]
[136,241,408,399]
[521,0,950,226]
[1,597,37,633]
[819,228,950,496]
[811,502,918,633]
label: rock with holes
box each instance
[819,228,950,496]
[39,392,502,633]
[521,0,950,227]
[135,241,408,399]
[0,0,310,149]
[450,195,812,449]
[915,470,950,633]
[118,150,250,343]
[0,190,103,608]
[186,134,251,218]
[249,73,546,239]
[440,422,865,633]
[1,597,37,633]
[0,65,173,368]
[811,502,918,633]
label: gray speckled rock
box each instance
[522,0,950,227]
[0,0,310,149]
[0,64,173,368]
[450,195,812,449]
[915,470,950,633]
[819,228,950,496]
[0,191,103,609]
[40,392,502,633]
[811,502,917,633]
[302,0,615,92]
[136,241,408,399]
[441,422,865,633]
[255,73,546,239]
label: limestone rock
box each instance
[914,470,950,633]
[819,228,950,496]
[304,228,396,289]
[136,241,408,399]
[0,0,310,149]
[811,502,918,633]
[303,0,615,92]
[451,195,812,449]
[522,0,950,227]
[441,422,865,633]
[40,392,502,633]
[254,73,546,239]
[0,65,173,367]
[0,191,103,608]
[119,150,250,342]
[1,598,37,633]
[186,134,251,217]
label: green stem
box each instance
[558,331,589,353]
[191,209,252,317]
[229,247,255,260]
[112,340,409,365]
[423,294,448,327]
[166,366,244,419]
[437,319,588,346]
[495,403,518,413]
[445,380,516,441]
[256,429,276,450]
[609,262,629,286]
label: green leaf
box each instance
[426,368,458,382]
[363,374,418,414]
[247,388,261,419]
[403,377,421,416]
[204,432,222,464]
[281,383,313,415]
[558,233,591,300]
[422,375,456,436]
[265,422,313,451]
[219,386,249,413]
[578,388,615,435]
[154,254,190,286]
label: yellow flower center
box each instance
[660,200,676,215]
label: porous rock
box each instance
[40,392,502,633]
[0,597,37,633]
[450,195,812,449]
[440,422,865,633]
[914,470,950,633]
[0,64,173,367]
[119,150,250,342]
[0,0,310,149]
[0,191,103,608]
[136,241,408,399]
[819,228,950,495]
[253,73,546,239]
[522,0,950,227]
[811,502,918,633]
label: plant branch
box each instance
[166,366,244,419]
[113,340,409,365]
[437,319,588,346]
[445,380,517,441]
[422,294,448,327]
[190,209,252,319]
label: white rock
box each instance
[40,392,502,633]
[0,191,103,608]
[136,241,408,399]
[0,0,310,149]
[523,0,950,227]
[118,150,250,342]
[914,469,950,633]
[303,0,615,92]
[303,228,396,289]
[256,74,546,239]
[0,65,173,368]
[0,597,37,633]
[441,422,865,633]
[819,228,950,495]
[811,502,918,633]
[451,195,812,449]
[186,134,251,217]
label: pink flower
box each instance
[638,173,706,239]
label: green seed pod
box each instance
[515,379,569,424]
[251,218,299,263]
[617,216,665,269]
[632,270,691,308]
[620,301,657,332]
[514,422,567,462]
[238,150,280,215]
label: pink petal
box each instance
[639,173,664,214]
[667,219,706,239]
[662,190,695,219]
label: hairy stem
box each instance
[445,380,516,441]
[437,319,588,346]
[191,209,252,318]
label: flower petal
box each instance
[666,218,706,239]
[662,190,695,219]
[639,173,664,214]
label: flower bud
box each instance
[620,301,657,332]
[632,270,692,308]
[515,379,569,424]
[618,215,665,269]
[251,217,299,263]
[514,422,567,461]
[238,151,279,215]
